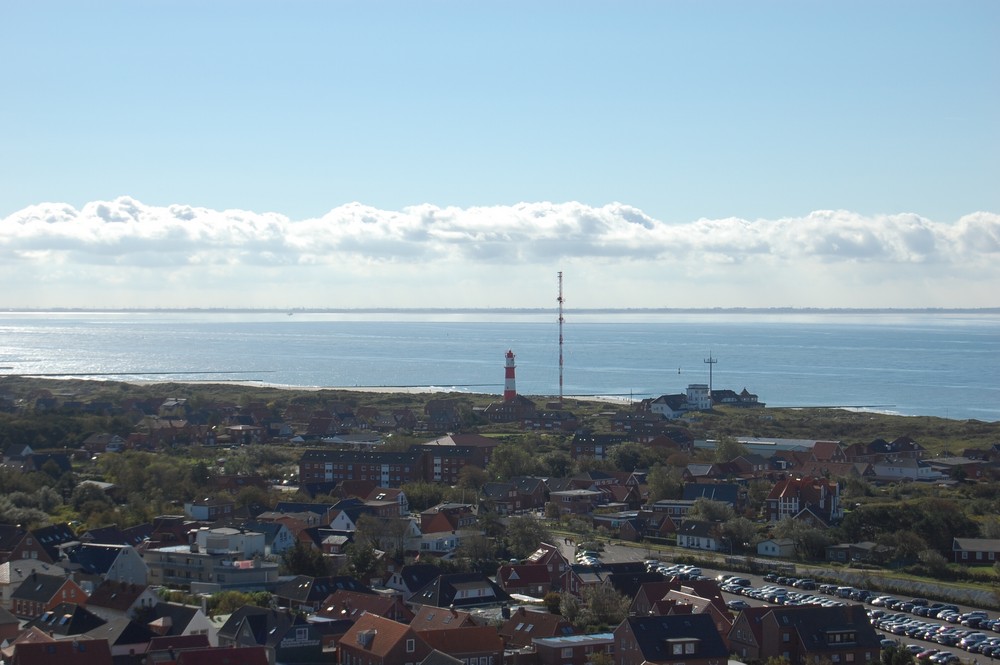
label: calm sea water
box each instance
[0,310,997,422]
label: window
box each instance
[847,654,855,662]
[561,648,573,658]
[685,642,696,654]
[406,639,415,653]
[783,632,791,642]
[673,644,684,655]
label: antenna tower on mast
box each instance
[557,271,564,404]
[704,351,717,406]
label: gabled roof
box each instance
[216,607,306,647]
[341,612,425,658]
[63,543,131,576]
[31,523,79,561]
[81,616,157,646]
[144,633,211,653]
[498,607,574,647]
[621,613,729,662]
[10,638,113,665]
[420,625,503,655]
[147,601,202,636]
[174,646,271,665]
[26,603,106,636]
[275,575,372,603]
[11,571,70,603]
[86,580,151,612]
[393,563,444,593]
[316,589,414,623]
[409,572,510,608]
[409,606,476,631]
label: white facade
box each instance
[194,527,265,558]
[686,384,712,410]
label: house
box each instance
[676,520,721,552]
[31,523,79,562]
[614,613,729,665]
[870,458,944,483]
[339,612,432,665]
[952,537,1000,565]
[0,605,19,642]
[216,606,325,664]
[10,638,114,665]
[727,604,881,664]
[143,528,280,593]
[420,626,504,665]
[408,572,510,609]
[0,560,66,610]
[316,588,415,624]
[0,524,54,564]
[385,564,444,601]
[765,476,842,524]
[81,616,158,660]
[60,542,149,586]
[549,489,603,516]
[496,563,556,598]
[184,498,235,521]
[409,605,477,631]
[274,575,372,612]
[10,571,87,619]
[366,487,410,516]
[532,632,614,665]
[84,580,159,621]
[25,603,106,637]
[146,601,217,644]
[498,606,575,648]
[164,646,271,665]
[757,539,795,558]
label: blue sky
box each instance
[1,1,998,309]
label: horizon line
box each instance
[2,306,999,315]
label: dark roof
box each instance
[11,572,68,603]
[26,603,106,636]
[217,607,307,647]
[81,616,157,646]
[275,575,372,603]
[409,572,510,609]
[86,580,150,611]
[148,602,201,636]
[10,638,113,665]
[31,523,78,561]
[623,613,729,662]
[682,483,739,505]
[63,543,128,575]
[767,604,882,652]
[395,564,443,593]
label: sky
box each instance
[1,1,998,310]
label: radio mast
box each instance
[704,352,717,407]
[557,271,564,404]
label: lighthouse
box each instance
[503,350,517,402]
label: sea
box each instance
[0,309,998,423]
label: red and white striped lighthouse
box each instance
[503,349,517,402]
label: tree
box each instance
[503,515,552,560]
[345,541,378,581]
[281,541,330,577]
[881,645,915,665]
[399,481,445,512]
[687,498,735,522]
[719,516,759,554]
[355,514,412,564]
[456,465,489,492]
[646,464,683,502]
[486,444,541,481]
[712,435,750,463]
[456,534,498,574]
[575,583,630,631]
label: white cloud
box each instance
[1,197,997,308]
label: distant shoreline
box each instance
[3,306,999,315]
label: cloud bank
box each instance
[2,197,998,309]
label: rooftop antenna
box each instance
[557,271,564,404]
[704,351,717,406]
